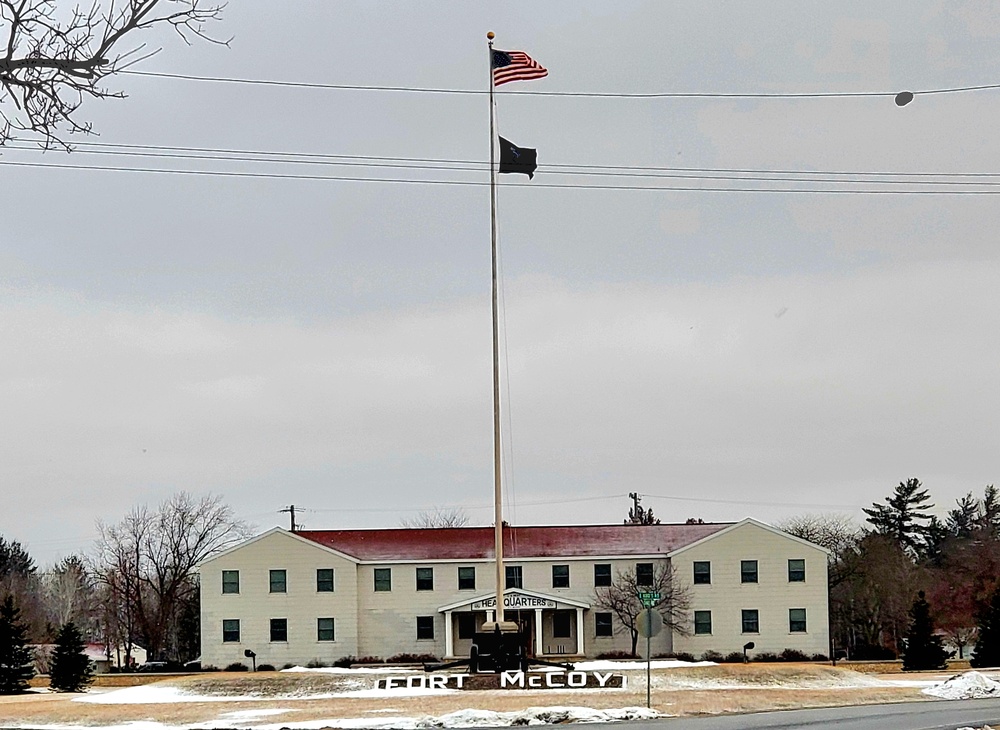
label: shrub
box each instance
[281,663,295,670]
[257,664,276,672]
[721,651,746,663]
[754,652,780,662]
[653,652,696,662]
[595,650,637,660]
[810,654,830,662]
[201,665,220,672]
[780,648,810,662]
[699,650,723,662]
[333,655,384,668]
[387,653,438,664]
[223,662,248,672]
[306,659,329,669]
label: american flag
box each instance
[492,50,548,86]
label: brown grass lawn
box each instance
[0,665,935,728]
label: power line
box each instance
[10,142,1000,188]
[18,138,1000,179]
[6,158,1000,194]
[642,492,860,510]
[121,69,1000,102]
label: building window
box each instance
[457,613,476,640]
[505,565,523,589]
[594,563,612,587]
[552,565,570,589]
[316,569,335,592]
[222,619,240,643]
[741,560,758,584]
[636,563,654,587]
[693,561,711,585]
[270,618,288,642]
[458,567,476,590]
[317,617,335,642]
[222,570,239,594]
[595,612,613,637]
[789,608,807,633]
[788,559,806,582]
[374,568,392,592]
[742,609,760,634]
[553,611,572,638]
[416,616,435,640]
[269,569,287,593]
[416,567,434,591]
[694,610,712,635]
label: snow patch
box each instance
[6,706,667,730]
[923,671,1000,700]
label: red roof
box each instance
[296,523,732,562]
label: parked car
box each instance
[137,661,169,672]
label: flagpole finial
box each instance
[487,31,495,40]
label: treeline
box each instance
[780,478,1000,665]
[0,492,247,670]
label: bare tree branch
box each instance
[0,0,226,147]
[400,507,472,529]
[593,562,690,657]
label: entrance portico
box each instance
[438,588,590,659]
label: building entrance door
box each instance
[504,610,534,657]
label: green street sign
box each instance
[638,592,661,607]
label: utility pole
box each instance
[629,492,641,519]
[279,505,298,532]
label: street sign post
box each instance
[636,608,663,708]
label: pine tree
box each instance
[49,622,92,692]
[971,585,1000,669]
[0,595,35,694]
[901,590,948,671]
[863,478,934,556]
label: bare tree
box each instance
[0,0,227,146]
[92,492,248,661]
[43,555,97,637]
[593,562,690,657]
[775,513,861,558]
[400,507,471,529]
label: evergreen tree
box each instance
[863,478,934,556]
[49,622,92,692]
[0,595,35,694]
[947,493,980,539]
[971,585,1000,669]
[901,590,948,671]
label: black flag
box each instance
[498,137,537,179]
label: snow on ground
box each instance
[75,683,452,704]
[16,706,666,730]
[923,671,1000,700]
[281,665,408,674]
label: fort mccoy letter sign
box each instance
[378,671,625,691]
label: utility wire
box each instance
[7,158,1000,194]
[121,69,1000,101]
[9,142,1000,187]
[13,137,1000,178]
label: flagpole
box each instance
[487,31,506,629]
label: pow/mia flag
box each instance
[498,137,537,179]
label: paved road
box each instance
[616,699,1000,730]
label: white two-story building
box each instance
[198,519,829,668]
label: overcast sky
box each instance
[3,1,1000,566]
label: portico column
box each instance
[487,610,495,623]
[534,608,543,656]
[575,608,584,656]
[444,611,454,658]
